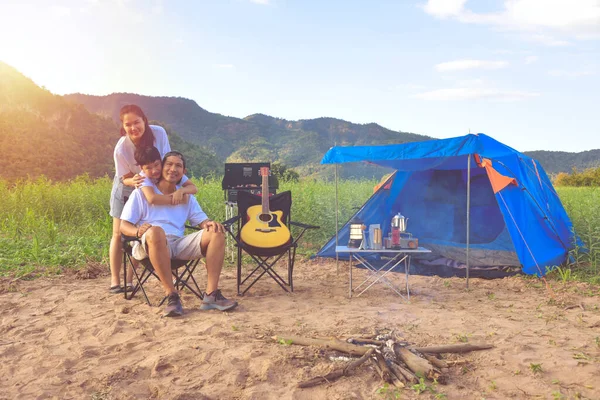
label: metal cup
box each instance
[372,228,382,249]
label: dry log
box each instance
[373,352,393,384]
[387,362,411,384]
[411,343,494,354]
[391,362,419,384]
[446,359,469,366]
[394,345,436,379]
[273,335,370,356]
[297,369,345,388]
[297,348,374,388]
[348,338,385,346]
[423,354,448,369]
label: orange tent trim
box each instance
[475,154,518,194]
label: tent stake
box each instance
[466,154,471,289]
[335,163,339,274]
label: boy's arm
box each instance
[121,172,145,188]
[171,180,198,204]
[140,186,176,206]
[181,180,198,194]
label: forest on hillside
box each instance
[3,61,600,183]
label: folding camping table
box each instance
[336,246,431,300]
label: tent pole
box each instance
[335,163,339,274]
[466,154,471,289]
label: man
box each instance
[120,151,238,317]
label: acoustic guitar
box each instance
[240,167,291,248]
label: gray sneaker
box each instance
[163,292,183,317]
[200,289,238,311]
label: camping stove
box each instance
[390,232,418,249]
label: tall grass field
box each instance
[1,177,599,283]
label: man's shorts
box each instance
[132,230,205,261]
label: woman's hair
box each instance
[119,104,155,149]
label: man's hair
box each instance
[163,151,186,169]
[134,146,161,167]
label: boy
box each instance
[133,146,197,205]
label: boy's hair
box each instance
[163,151,186,169]
[134,146,161,167]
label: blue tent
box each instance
[317,134,577,276]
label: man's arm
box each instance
[121,220,152,238]
[187,196,225,232]
[119,190,149,237]
[198,218,225,233]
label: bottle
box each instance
[391,213,401,248]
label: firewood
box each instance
[387,362,408,384]
[373,351,394,384]
[273,335,370,356]
[348,338,385,346]
[297,348,374,388]
[446,359,469,366]
[423,354,448,369]
[390,362,419,384]
[394,345,437,380]
[411,343,494,354]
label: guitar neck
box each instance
[261,173,269,214]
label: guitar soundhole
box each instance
[258,213,272,223]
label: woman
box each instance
[108,104,196,293]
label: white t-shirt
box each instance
[113,125,171,179]
[121,188,208,237]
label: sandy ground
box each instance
[1,258,599,400]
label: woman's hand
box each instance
[132,174,145,189]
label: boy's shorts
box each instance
[132,230,205,261]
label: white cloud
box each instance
[422,0,600,43]
[250,0,270,4]
[525,55,538,64]
[50,6,71,18]
[422,0,467,18]
[415,87,539,101]
[435,59,509,72]
[395,83,426,91]
[214,64,235,69]
[504,0,600,30]
[548,69,594,77]
[152,0,163,15]
[527,34,570,46]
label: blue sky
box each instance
[1,0,598,152]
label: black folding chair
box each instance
[121,226,204,306]
[223,190,319,295]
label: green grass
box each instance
[0,176,376,276]
[1,177,599,284]
[553,187,600,284]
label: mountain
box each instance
[0,62,116,181]
[64,93,432,178]
[3,62,599,182]
[523,150,600,175]
[0,62,220,181]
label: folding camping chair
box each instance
[223,190,319,295]
[121,226,204,306]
